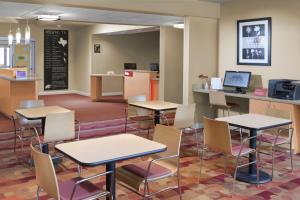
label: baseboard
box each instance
[39,90,121,97]
[39,90,90,96]
[102,92,123,96]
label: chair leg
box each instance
[36,186,40,200]
[12,117,17,152]
[147,129,150,139]
[289,142,294,172]
[271,147,275,178]
[200,148,206,175]
[232,156,240,192]
[177,170,183,200]
[223,154,228,175]
[194,128,200,157]
[256,151,260,185]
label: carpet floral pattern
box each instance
[1,119,300,200]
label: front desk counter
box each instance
[0,76,39,117]
[193,84,300,154]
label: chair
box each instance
[208,91,240,117]
[209,91,243,142]
[173,104,200,155]
[257,108,294,178]
[125,95,154,138]
[201,117,260,188]
[33,111,76,151]
[116,124,183,199]
[31,144,112,200]
[13,100,45,153]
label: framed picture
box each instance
[237,17,272,66]
[94,44,101,53]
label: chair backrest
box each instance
[153,124,182,166]
[265,107,292,139]
[20,100,45,109]
[18,100,45,126]
[209,91,227,107]
[173,104,195,129]
[31,144,59,199]
[43,111,75,143]
[127,95,149,116]
[203,117,232,155]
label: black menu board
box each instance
[44,30,68,90]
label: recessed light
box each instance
[173,22,184,29]
[37,15,60,21]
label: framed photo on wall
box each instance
[94,44,101,53]
[237,17,272,66]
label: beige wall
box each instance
[0,22,77,93]
[160,27,183,103]
[219,0,300,87]
[183,17,218,104]
[92,31,159,93]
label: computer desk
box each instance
[192,84,300,154]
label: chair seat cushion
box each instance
[123,161,172,179]
[130,115,154,121]
[257,134,288,145]
[59,177,101,200]
[232,145,254,157]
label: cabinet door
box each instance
[249,99,271,114]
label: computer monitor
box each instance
[149,63,159,72]
[124,63,137,70]
[223,71,251,93]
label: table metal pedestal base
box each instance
[236,167,272,184]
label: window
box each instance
[0,37,35,73]
[0,47,10,67]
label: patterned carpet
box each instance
[1,118,300,200]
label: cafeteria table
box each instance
[129,100,179,124]
[55,134,167,200]
[217,113,292,184]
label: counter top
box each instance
[0,76,41,82]
[192,84,300,106]
[91,74,123,77]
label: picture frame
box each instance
[94,44,101,53]
[237,17,272,66]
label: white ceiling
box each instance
[0,1,183,26]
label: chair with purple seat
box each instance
[116,124,183,199]
[31,144,112,200]
[257,108,294,178]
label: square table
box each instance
[129,100,179,124]
[217,113,292,184]
[15,106,72,153]
[55,134,167,200]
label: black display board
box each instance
[44,30,68,90]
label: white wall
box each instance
[219,0,300,87]
[160,27,183,103]
[183,17,218,104]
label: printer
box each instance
[268,79,300,100]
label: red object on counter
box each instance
[254,88,268,97]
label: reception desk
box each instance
[193,84,300,153]
[91,70,159,102]
[0,76,39,117]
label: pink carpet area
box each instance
[39,93,127,122]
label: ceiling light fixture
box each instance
[15,25,21,44]
[38,15,60,21]
[25,20,31,44]
[8,25,13,45]
[173,22,184,29]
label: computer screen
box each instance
[124,63,137,70]
[149,63,159,72]
[223,71,251,89]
